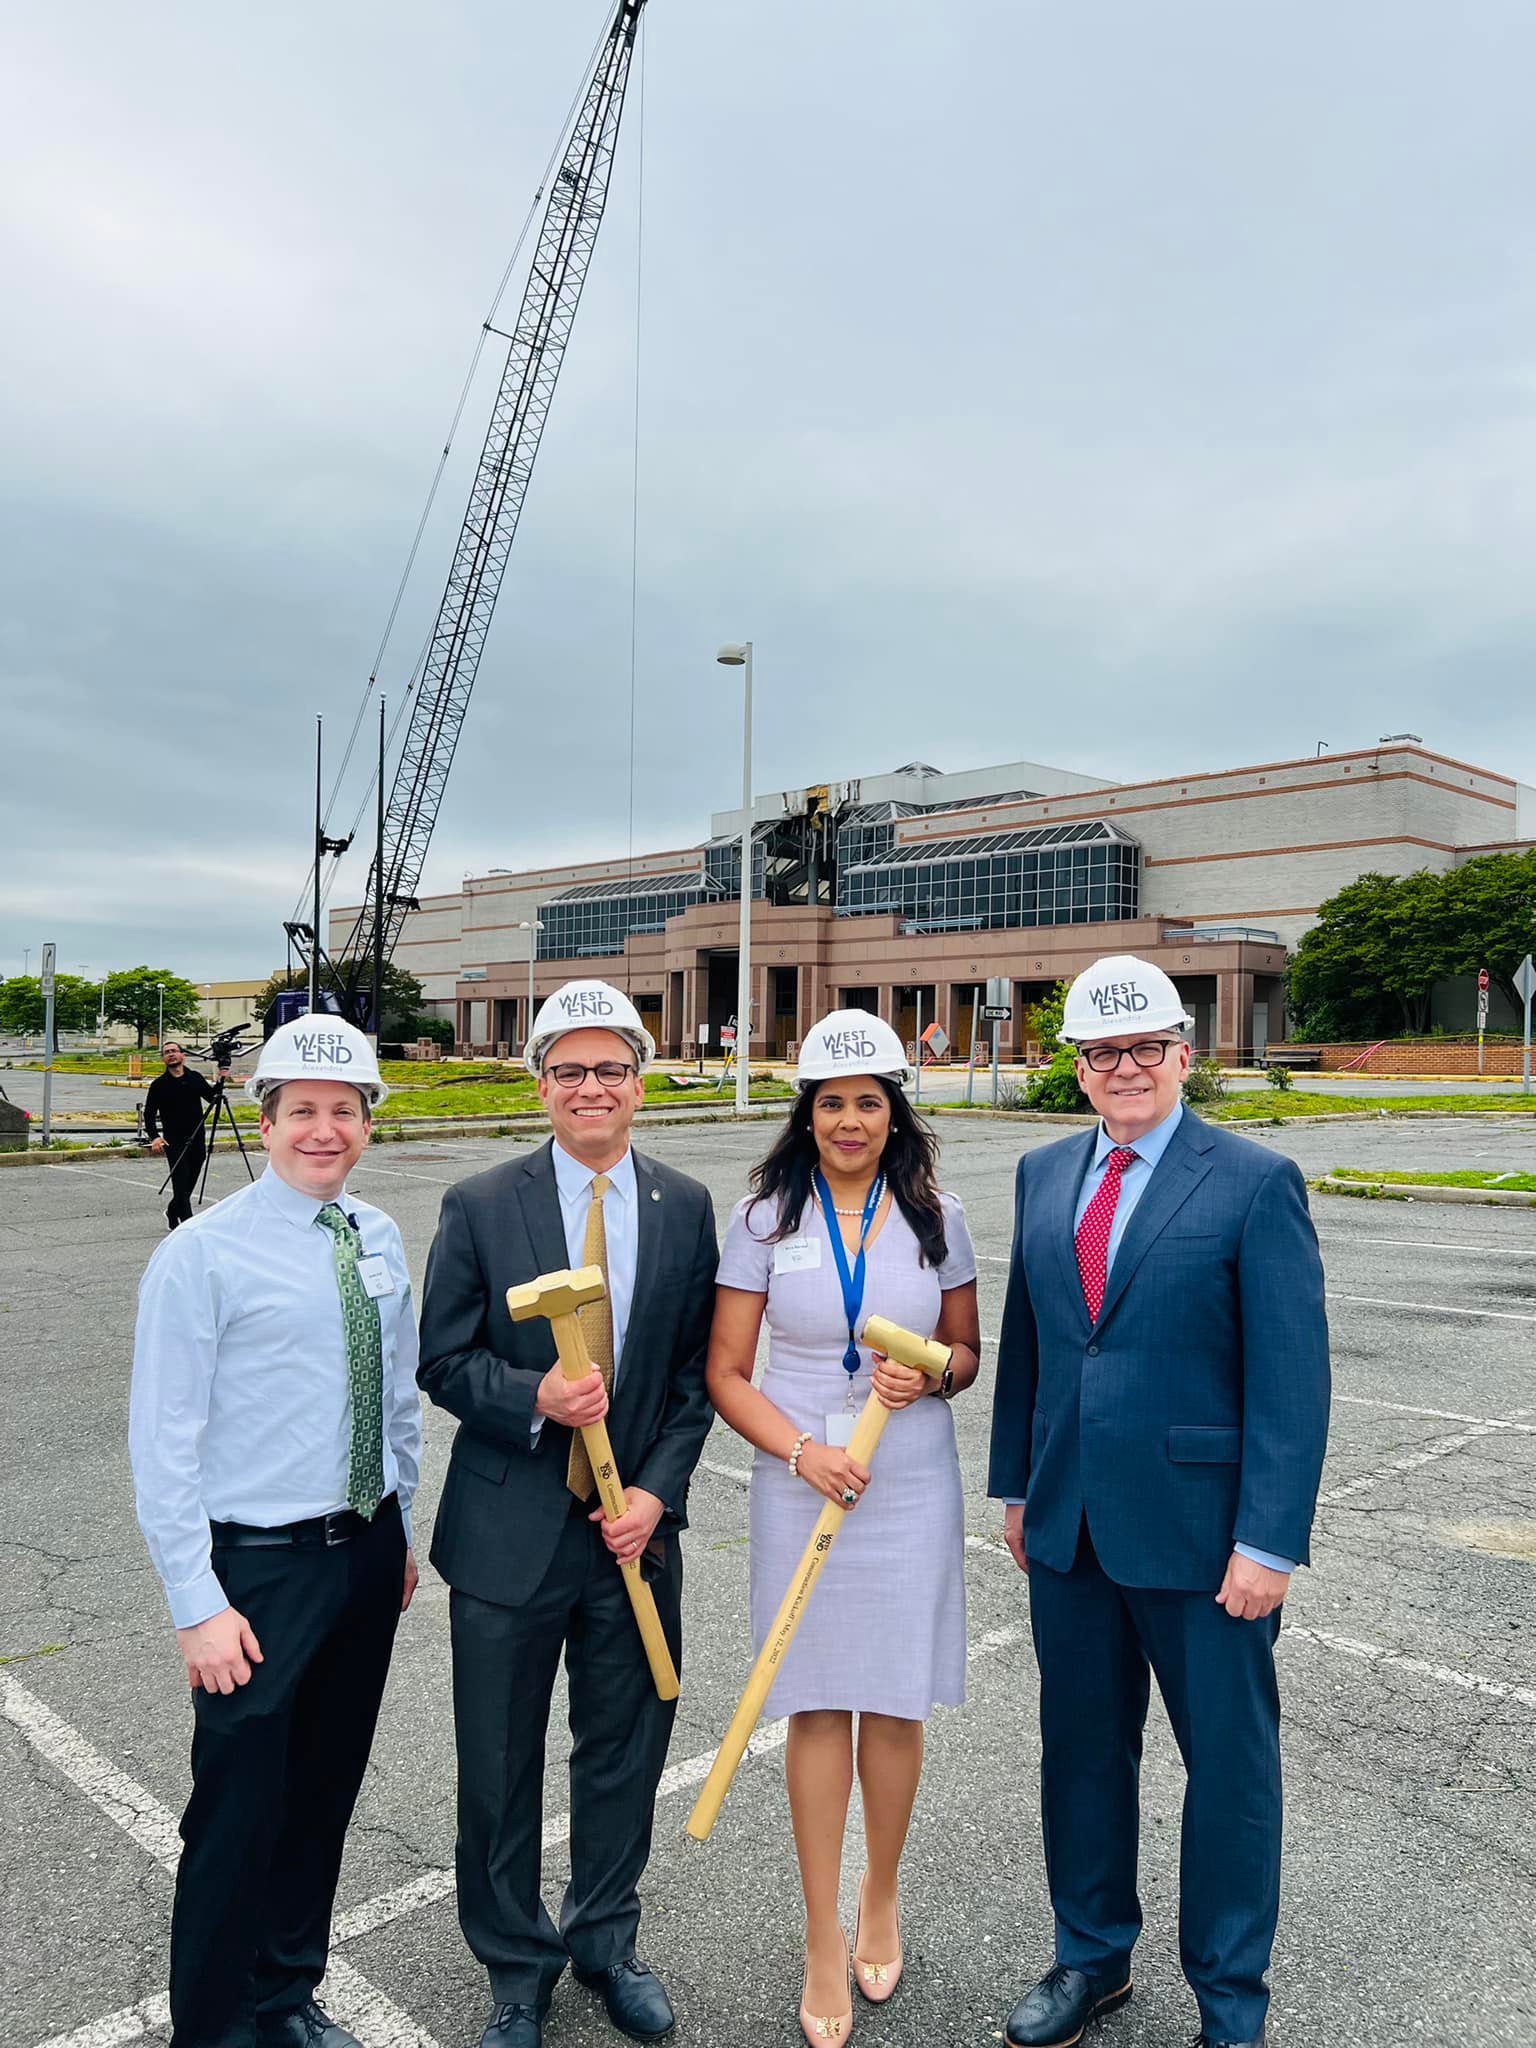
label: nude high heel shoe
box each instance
[799,1930,853,2043]
[852,1874,902,2004]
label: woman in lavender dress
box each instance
[707,1012,981,2045]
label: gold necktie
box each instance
[566,1172,614,1499]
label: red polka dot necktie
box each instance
[1075,1147,1139,1322]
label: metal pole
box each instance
[40,943,55,1148]
[914,986,923,1104]
[372,698,386,1043]
[991,1017,1000,1107]
[735,643,753,1116]
[527,943,535,1055]
[1525,986,1532,1096]
[157,984,164,1046]
[965,985,980,1106]
[311,718,322,1014]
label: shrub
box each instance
[1182,1054,1227,1105]
[1024,1047,1090,1114]
[1267,1064,1295,1092]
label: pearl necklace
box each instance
[820,1186,881,1218]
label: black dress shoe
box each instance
[1005,1964,1133,2047]
[1195,2033,1265,2047]
[573,1958,675,2040]
[258,2003,361,2048]
[477,2005,543,2048]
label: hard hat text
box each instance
[291,1030,355,1064]
[1088,983,1150,1018]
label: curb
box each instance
[1314,1175,1536,1209]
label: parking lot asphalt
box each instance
[2,1114,1533,2048]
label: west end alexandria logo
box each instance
[824,1028,879,1062]
[558,989,615,1019]
[1088,981,1150,1018]
[292,1030,355,1065]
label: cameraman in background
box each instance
[146,1041,229,1230]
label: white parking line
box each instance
[0,1671,444,2048]
[1333,1393,1536,1436]
[1319,1424,1503,1506]
[1326,1292,1536,1324]
[1318,1232,1536,1259]
[349,1162,459,1188]
[1285,1626,1536,1712]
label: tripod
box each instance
[157,1075,256,1218]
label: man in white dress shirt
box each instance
[419,980,717,2048]
[130,1017,422,2048]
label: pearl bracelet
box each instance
[787,1430,812,1478]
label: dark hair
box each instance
[747,1077,948,1268]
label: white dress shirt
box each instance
[528,1143,640,1446]
[130,1167,423,1629]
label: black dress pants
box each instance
[449,1498,682,2010]
[169,1497,406,2048]
[165,1134,206,1227]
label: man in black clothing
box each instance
[145,1042,228,1229]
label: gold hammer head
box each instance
[506,1264,607,1323]
[860,1314,951,1379]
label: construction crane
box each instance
[291,0,646,1028]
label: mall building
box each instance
[333,740,1535,1064]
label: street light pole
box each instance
[156,982,165,1048]
[717,642,753,1115]
[516,921,544,1052]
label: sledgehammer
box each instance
[506,1265,680,1702]
[684,1313,951,1841]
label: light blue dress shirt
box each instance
[528,1143,640,1445]
[130,1167,423,1629]
[1021,1101,1295,1575]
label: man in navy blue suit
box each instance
[989,955,1330,2048]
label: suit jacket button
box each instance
[1086,1344,1100,1356]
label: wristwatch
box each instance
[934,1364,956,1401]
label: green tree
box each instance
[1440,849,1536,1011]
[1021,979,1072,1054]
[103,967,203,1048]
[0,973,97,1036]
[1288,871,1459,1039]
[253,960,428,1036]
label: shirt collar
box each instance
[258,1164,358,1231]
[551,1140,635,1206]
[1093,1097,1184,1170]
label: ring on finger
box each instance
[841,1487,857,1505]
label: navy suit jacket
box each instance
[987,1112,1330,1591]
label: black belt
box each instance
[210,1494,398,1550]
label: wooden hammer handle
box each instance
[542,1308,680,1704]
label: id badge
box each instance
[825,1411,856,1448]
[774,1237,821,1275]
[356,1254,396,1300]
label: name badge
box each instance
[825,1412,856,1448]
[774,1238,821,1275]
[356,1254,396,1300]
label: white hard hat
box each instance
[247,1016,388,1107]
[796,1009,913,1088]
[1060,954,1194,1044]
[524,978,655,1078]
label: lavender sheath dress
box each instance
[716,1188,977,1719]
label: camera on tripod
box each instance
[203,1021,257,1075]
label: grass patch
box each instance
[1208,1091,1536,1120]
[1330,1166,1536,1193]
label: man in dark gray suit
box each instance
[989,956,1330,2048]
[419,980,717,2048]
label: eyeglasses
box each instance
[546,1060,638,1089]
[1079,1039,1181,1073]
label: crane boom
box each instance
[330,0,646,1017]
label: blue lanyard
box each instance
[814,1168,885,1380]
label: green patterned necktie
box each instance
[316,1203,386,1517]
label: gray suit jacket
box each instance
[418,1140,718,1606]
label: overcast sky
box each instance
[4,0,1535,984]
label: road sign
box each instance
[720,1025,736,1047]
[1478,967,1490,992]
[40,942,56,998]
[981,1004,1011,1022]
[1519,955,1535,1097]
[698,1024,710,1045]
[1476,990,1489,1026]
[985,975,1011,1011]
[1516,955,1536,1002]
